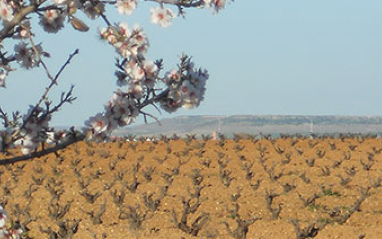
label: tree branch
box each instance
[0,132,85,165]
[144,0,204,8]
[0,5,37,41]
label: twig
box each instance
[20,49,79,131]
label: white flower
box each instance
[118,22,131,38]
[0,229,10,239]
[0,1,13,22]
[120,112,136,126]
[20,142,36,155]
[124,61,144,81]
[10,228,23,239]
[184,69,208,108]
[16,42,44,69]
[150,7,174,27]
[107,91,129,117]
[143,61,158,88]
[14,42,41,69]
[100,27,117,44]
[102,22,149,58]
[203,0,226,13]
[14,42,29,61]
[130,25,149,54]
[127,81,144,99]
[131,64,145,81]
[115,0,137,15]
[44,9,60,24]
[143,61,157,77]
[114,41,132,58]
[14,134,38,155]
[39,9,66,33]
[164,69,180,85]
[160,89,182,113]
[178,80,198,109]
[0,206,7,228]
[85,113,109,135]
[46,131,66,144]
[105,90,139,126]
[161,58,208,112]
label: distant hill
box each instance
[114,115,382,137]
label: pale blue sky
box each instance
[1,0,382,127]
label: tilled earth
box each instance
[1,135,382,238]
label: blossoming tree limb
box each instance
[0,0,230,161]
[0,0,230,235]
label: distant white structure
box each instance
[212,130,217,140]
[213,117,223,140]
[309,118,315,138]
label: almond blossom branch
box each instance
[0,49,80,155]
[0,0,229,164]
[0,79,160,164]
[0,130,85,165]
[0,5,37,41]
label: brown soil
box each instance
[1,136,382,239]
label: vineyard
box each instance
[1,134,382,238]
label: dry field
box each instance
[1,135,382,239]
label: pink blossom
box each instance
[204,0,227,13]
[127,81,144,99]
[130,25,149,54]
[118,22,131,38]
[85,113,110,135]
[160,90,182,113]
[100,27,117,44]
[143,61,158,88]
[0,1,13,22]
[9,228,23,239]
[150,7,175,27]
[39,9,66,33]
[114,41,132,58]
[14,42,44,69]
[164,69,180,85]
[124,61,144,81]
[106,90,139,124]
[0,229,10,239]
[0,206,6,228]
[130,64,145,81]
[115,0,137,15]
